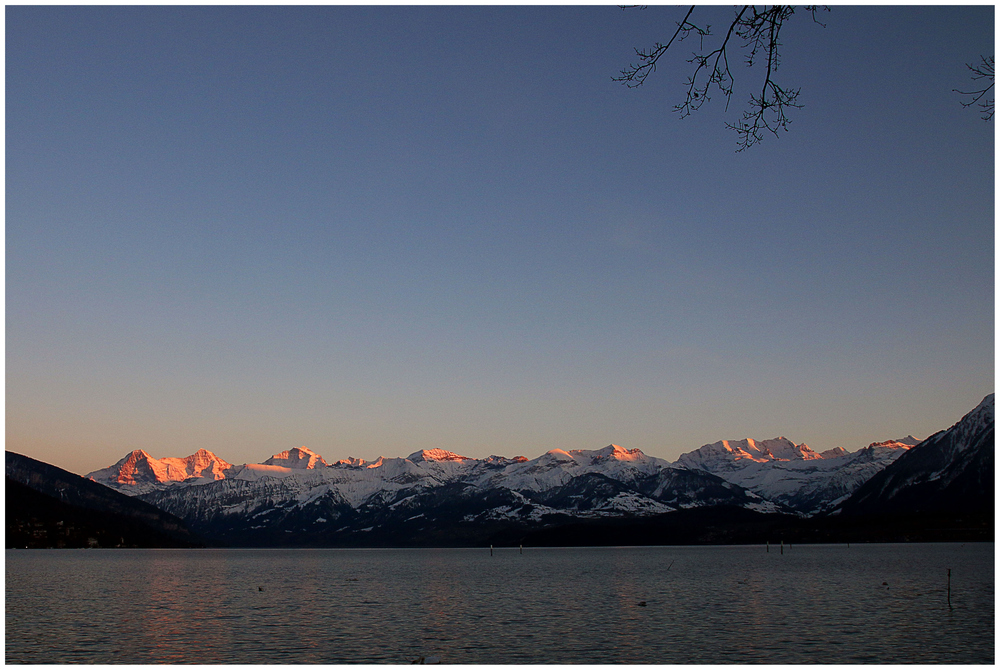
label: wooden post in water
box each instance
[947,568,952,608]
[519,544,522,555]
[766,540,769,553]
[490,545,493,556]
[780,540,784,555]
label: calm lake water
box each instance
[5,543,994,664]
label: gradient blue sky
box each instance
[7,5,994,475]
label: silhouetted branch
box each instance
[615,6,702,89]
[724,6,801,150]
[615,5,829,151]
[955,55,994,121]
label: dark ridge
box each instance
[6,478,203,548]
[837,398,994,517]
[5,451,203,548]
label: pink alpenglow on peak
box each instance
[406,448,471,463]
[332,456,370,467]
[263,447,329,469]
[853,440,915,459]
[484,455,529,465]
[594,444,646,461]
[171,448,233,478]
[88,448,232,487]
[539,446,652,465]
[869,438,920,449]
[676,437,825,471]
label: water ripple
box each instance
[6,543,994,664]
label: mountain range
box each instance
[67,393,992,546]
[675,436,918,514]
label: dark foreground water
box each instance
[6,542,994,664]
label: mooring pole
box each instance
[780,540,784,555]
[519,544,522,555]
[490,544,493,556]
[947,568,952,608]
[766,540,769,553]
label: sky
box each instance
[6,5,995,476]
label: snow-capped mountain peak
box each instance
[484,455,528,466]
[970,393,994,428]
[175,448,233,477]
[407,448,471,463]
[746,437,823,461]
[675,437,822,472]
[593,444,645,461]
[332,456,369,468]
[263,446,328,469]
[106,449,159,485]
[820,447,850,459]
[867,439,917,450]
[87,447,232,493]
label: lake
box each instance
[5,542,993,664]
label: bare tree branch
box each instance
[614,6,702,89]
[724,6,801,150]
[615,5,829,151]
[955,55,994,121]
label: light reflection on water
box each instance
[6,543,994,664]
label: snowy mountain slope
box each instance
[138,466,769,547]
[792,441,919,512]
[470,445,672,493]
[674,436,914,514]
[627,466,784,513]
[838,394,994,516]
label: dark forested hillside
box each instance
[6,451,202,548]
